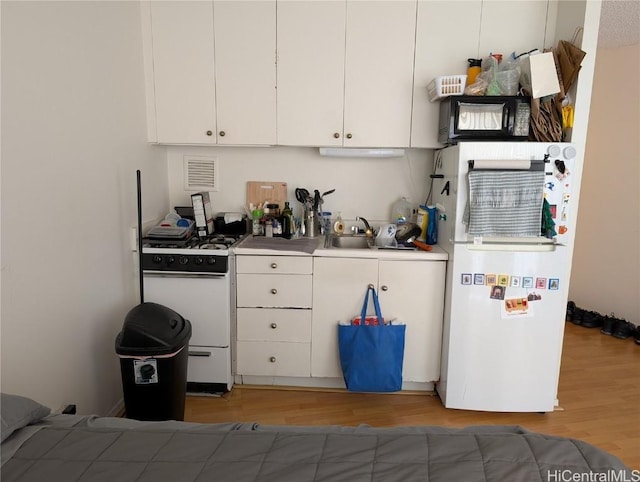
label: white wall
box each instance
[1,1,168,415]
[569,43,639,322]
[166,146,433,226]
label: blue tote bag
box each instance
[338,285,406,392]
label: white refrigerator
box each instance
[433,142,579,412]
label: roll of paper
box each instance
[471,159,531,170]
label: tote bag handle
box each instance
[360,284,384,325]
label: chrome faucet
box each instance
[355,216,373,238]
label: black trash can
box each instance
[115,302,192,421]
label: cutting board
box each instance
[246,181,288,209]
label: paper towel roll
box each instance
[471,159,531,170]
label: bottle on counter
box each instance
[391,197,413,225]
[281,201,294,239]
[252,208,264,236]
[426,205,438,245]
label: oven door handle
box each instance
[188,350,212,357]
[143,271,228,279]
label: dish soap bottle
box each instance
[333,213,345,235]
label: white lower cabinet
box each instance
[235,256,312,378]
[235,254,446,388]
[312,257,446,383]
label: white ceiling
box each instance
[598,0,640,48]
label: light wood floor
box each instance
[185,322,640,468]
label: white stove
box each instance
[141,232,246,393]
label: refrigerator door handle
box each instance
[466,243,556,252]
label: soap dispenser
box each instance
[333,213,345,235]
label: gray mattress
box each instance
[1,414,632,482]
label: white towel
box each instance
[465,170,544,237]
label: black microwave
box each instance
[438,95,531,145]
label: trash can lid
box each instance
[115,302,192,356]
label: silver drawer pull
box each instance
[271,288,278,295]
[381,285,388,291]
[188,350,212,357]
[270,323,277,329]
[269,356,276,363]
[270,263,277,269]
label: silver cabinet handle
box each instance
[188,350,212,357]
[270,323,277,329]
[270,262,277,269]
[269,356,276,363]
[346,133,353,139]
[333,132,340,139]
[381,285,388,291]
[206,130,213,136]
[271,288,277,295]
[219,130,225,137]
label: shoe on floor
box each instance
[612,319,634,339]
[600,314,617,335]
[581,311,604,328]
[570,306,585,326]
[566,300,577,322]
[633,325,640,345]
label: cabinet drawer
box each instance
[187,346,231,386]
[236,255,312,274]
[237,308,311,342]
[237,274,312,308]
[236,341,310,377]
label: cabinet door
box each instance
[150,1,216,144]
[276,1,346,146]
[311,257,378,378]
[378,260,445,382]
[479,0,549,55]
[214,1,276,145]
[343,1,416,148]
[411,0,482,148]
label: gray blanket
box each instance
[1,415,631,482]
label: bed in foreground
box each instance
[1,394,633,482]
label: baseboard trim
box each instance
[107,398,125,418]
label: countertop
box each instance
[233,235,449,261]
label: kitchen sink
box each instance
[327,235,373,249]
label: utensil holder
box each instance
[303,210,321,238]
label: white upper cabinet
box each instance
[411,0,482,148]
[479,0,550,56]
[342,1,417,148]
[213,1,276,145]
[142,0,554,147]
[276,1,346,147]
[277,0,417,148]
[149,1,216,144]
